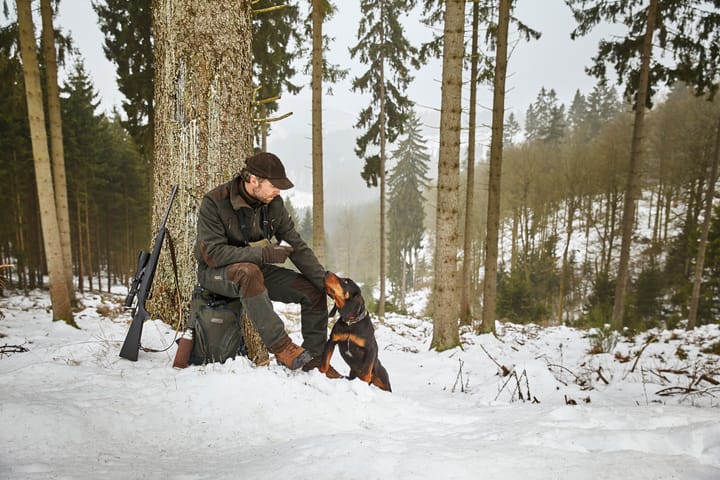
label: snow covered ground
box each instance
[1,288,719,479]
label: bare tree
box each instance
[687,118,720,330]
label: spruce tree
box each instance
[350,0,418,318]
[94,0,154,156]
[252,0,303,150]
[524,87,566,143]
[387,111,430,307]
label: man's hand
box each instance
[261,244,294,264]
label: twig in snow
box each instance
[452,358,465,393]
[630,335,658,373]
[0,343,29,358]
[479,343,511,376]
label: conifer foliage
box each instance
[0,8,148,296]
[350,0,419,318]
[387,111,430,309]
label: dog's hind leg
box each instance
[370,361,391,392]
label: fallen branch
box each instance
[0,343,29,358]
[699,374,719,386]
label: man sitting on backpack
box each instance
[194,151,339,377]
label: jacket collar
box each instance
[229,176,262,210]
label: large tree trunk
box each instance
[41,0,75,303]
[311,0,326,264]
[687,117,720,330]
[479,0,510,335]
[152,0,259,355]
[612,0,658,331]
[430,0,464,351]
[16,0,75,326]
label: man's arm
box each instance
[271,198,326,291]
[195,196,263,268]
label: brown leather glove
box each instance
[261,244,294,264]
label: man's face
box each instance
[247,176,281,204]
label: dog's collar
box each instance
[344,309,368,325]
[330,304,368,325]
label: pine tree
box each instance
[479,0,512,335]
[567,89,588,133]
[503,112,520,146]
[305,0,347,265]
[524,87,566,143]
[252,0,303,150]
[0,20,34,289]
[585,81,622,137]
[351,0,419,318]
[431,0,464,349]
[387,111,430,307]
[16,0,74,325]
[94,0,154,156]
[41,0,74,302]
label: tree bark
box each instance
[41,0,75,303]
[311,0,326,264]
[479,0,510,335]
[152,0,255,337]
[16,0,75,325]
[687,117,720,330]
[430,0,464,350]
[612,0,658,331]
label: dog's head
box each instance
[324,271,365,322]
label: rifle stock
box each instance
[119,185,178,361]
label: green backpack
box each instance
[189,286,247,365]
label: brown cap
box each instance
[244,152,294,190]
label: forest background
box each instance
[1,0,719,348]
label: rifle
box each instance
[119,184,178,361]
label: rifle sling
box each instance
[140,229,183,353]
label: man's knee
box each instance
[290,275,326,311]
[308,285,327,311]
[227,263,266,297]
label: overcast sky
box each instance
[55,1,615,124]
[52,0,619,199]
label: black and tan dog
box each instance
[320,272,391,392]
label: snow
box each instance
[1,288,719,479]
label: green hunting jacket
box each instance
[194,175,326,292]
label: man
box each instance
[194,151,339,376]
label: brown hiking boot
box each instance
[270,336,311,370]
[302,357,343,379]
